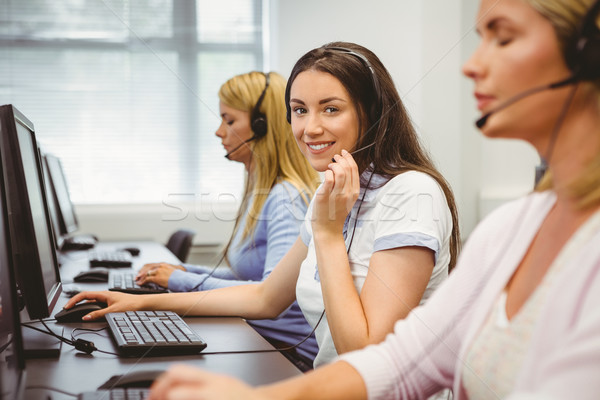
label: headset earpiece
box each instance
[250,72,270,138]
[565,0,600,81]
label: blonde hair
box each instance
[218,71,319,254]
[529,0,600,209]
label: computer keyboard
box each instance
[109,272,168,294]
[78,388,149,400]
[88,249,133,268]
[62,234,97,250]
[106,311,207,357]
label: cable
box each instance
[186,251,227,292]
[201,311,326,356]
[294,169,376,357]
[538,83,579,179]
[21,319,120,356]
[69,326,121,356]
[71,326,110,340]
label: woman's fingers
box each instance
[136,263,161,280]
[64,291,109,309]
[82,306,112,321]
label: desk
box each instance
[25,241,301,400]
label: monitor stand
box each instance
[21,322,63,359]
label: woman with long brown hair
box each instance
[66,42,459,371]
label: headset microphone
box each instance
[475,75,576,129]
[224,136,258,159]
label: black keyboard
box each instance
[62,235,97,250]
[89,250,133,268]
[78,388,149,400]
[109,272,168,294]
[106,311,207,357]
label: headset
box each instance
[326,46,382,112]
[565,0,600,82]
[250,72,270,138]
[476,0,600,129]
[224,72,270,159]
[285,46,382,124]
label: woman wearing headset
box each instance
[66,42,460,370]
[148,0,600,398]
[138,71,321,369]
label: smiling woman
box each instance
[289,69,360,172]
[65,42,460,376]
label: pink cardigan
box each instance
[340,191,600,400]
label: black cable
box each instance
[22,319,120,356]
[25,385,78,397]
[186,251,227,292]
[22,322,72,347]
[543,83,579,171]
[69,326,121,356]
[21,317,57,324]
[202,311,326,356]
[71,326,110,340]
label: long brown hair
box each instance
[285,42,461,270]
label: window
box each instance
[0,0,265,204]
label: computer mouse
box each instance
[98,369,166,389]
[54,302,108,323]
[73,268,110,283]
[120,247,141,256]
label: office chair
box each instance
[166,229,196,263]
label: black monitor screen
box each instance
[0,104,61,319]
[0,144,26,400]
[44,154,78,235]
[16,125,58,292]
[41,154,65,251]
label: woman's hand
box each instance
[149,364,270,400]
[62,291,141,321]
[136,262,185,288]
[312,149,360,238]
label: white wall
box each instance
[79,0,541,244]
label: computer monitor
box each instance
[0,131,26,400]
[41,153,66,251]
[43,153,78,236]
[0,104,62,320]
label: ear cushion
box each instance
[250,73,270,138]
[251,114,267,137]
[574,35,600,80]
[565,0,600,81]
